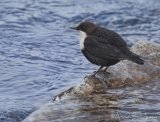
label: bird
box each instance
[70,21,144,77]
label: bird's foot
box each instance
[91,71,97,77]
[102,67,111,75]
[104,71,111,75]
[85,66,104,78]
[89,70,100,78]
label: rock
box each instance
[23,41,160,122]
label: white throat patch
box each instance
[78,30,87,50]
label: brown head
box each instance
[70,21,97,34]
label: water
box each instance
[0,0,159,121]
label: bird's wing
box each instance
[84,36,126,60]
[94,28,128,52]
[111,32,127,48]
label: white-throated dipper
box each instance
[70,21,144,77]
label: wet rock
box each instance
[23,41,160,122]
[65,41,160,97]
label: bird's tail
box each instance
[127,52,144,65]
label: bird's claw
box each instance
[84,74,96,79]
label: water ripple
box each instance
[0,0,160,121]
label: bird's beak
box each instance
[69,27,77,30]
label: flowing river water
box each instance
[0,0,160,121]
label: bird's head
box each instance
[70,21,96,34]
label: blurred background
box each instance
[0,0,159,121]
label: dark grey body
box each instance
[82,45,120,66]
[73,22,144,69]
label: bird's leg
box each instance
[104,66,108,72]
[103,66,111,75]
[91,66,103,77]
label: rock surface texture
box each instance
[23,41,160,122]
